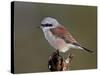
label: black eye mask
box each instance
[41,23,53,27]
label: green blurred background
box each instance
[14,1,97,73]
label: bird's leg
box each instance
[56,49,59,56]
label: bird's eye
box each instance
[41,24,53,27]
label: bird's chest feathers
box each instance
[43,29,57,42]
[43,29,66,47]
[42,29,71,52]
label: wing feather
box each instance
[50,26,93,53]
[50,26,77,43]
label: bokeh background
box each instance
[14,1,97,73]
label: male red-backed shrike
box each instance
[40,17,93,53]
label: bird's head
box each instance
[40,17,60,30]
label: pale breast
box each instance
[43,29,70,52]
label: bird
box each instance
[40,17,93,53]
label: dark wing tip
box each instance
[72,42,94,54]
[82,47,94,54]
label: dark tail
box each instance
[72,42,93,53]
[81,46,93,53]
